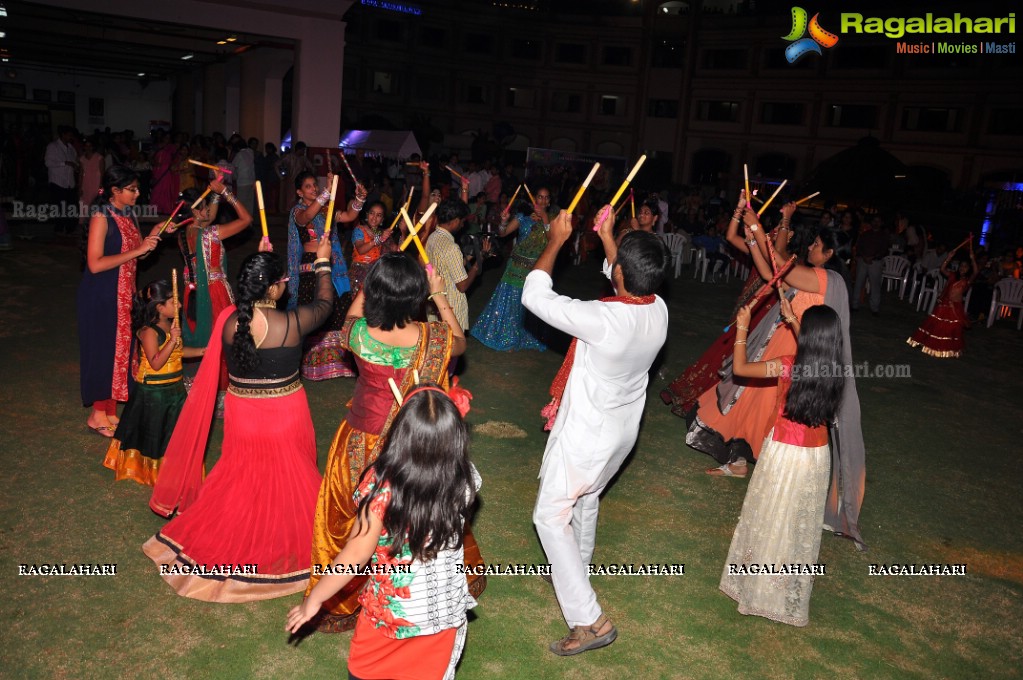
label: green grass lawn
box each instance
[1,227,1020,679]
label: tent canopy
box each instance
[339,130,421,158]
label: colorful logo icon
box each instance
[782,7,839,63]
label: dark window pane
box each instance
[651,38,685,67]
[761,102,805,125]
[828,104,878,128]
[376,19,402,42]
[510,38,541,60]
[647,99,679,118]
[701,49,747,69]
[988,108,1023,135]
[556,43,587,63]
[602,46,632,66]
[697,100,740,122]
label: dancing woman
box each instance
[286,170,365,381]
[907,240,977,358]
[145,240,333,601]
[349,200,394,295]
[307,254,485,632]
[471,192,551,351]
[78,166,160,436]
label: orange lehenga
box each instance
[307,317,487,632]
[690,267,828,463]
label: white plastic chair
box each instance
[881,255,911,297]
[692,247,707,281]
[660,233,687,279]
[916,268,945,314]
[987,278,1023,330]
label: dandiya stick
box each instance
[613,196,630,218]
[445,165,466,181]
[323,175,339,235]
[723,255,797,332]
[743,164,751,212]
[399,204,435,265]
[629,187,636,219]
[387,186,417,231]
[566,163,600,215]
[190,186,213,209]
[793,191,820,206]
[592,204,614,232]
[523,184,536,205]
[338,151,359,185]
[255,180,269,239]
[413,369,420,385]
[171,268,179,329]
[387,378,403,406]
[502,185,522,215]
[188,159,232,175]
[756,179,788,217]
[157,200,185,236]
[608,154,647,207]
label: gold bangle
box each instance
[734,340,747,345]
[428,291,447,299]
[735,325,749,331]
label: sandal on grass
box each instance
[705,462,747,478]
[549,614,617,656]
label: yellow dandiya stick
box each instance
[171,268,179,329]
[630,188,636,219]
[793,191,820,206]
[323,175,339,235]
[502,185,522,215]
[566,163,600,215]
[608,154,647,207]
[399,204,434,264]
[157,200,185,236]
[255,180,269,239]
[445,165,466,181]
[387,378,403,406]
[756,179,788,217]
[188,158,232,174]
[743,164,751,211]
[387,186,418,231]
[190,186,213,209]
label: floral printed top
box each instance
[354,466,480,639]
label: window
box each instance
[701,49,747,69]
[376,19,403,42]
[901,107,961,133]
[988,108,1023,135]
[556,43,587,64]
[372,71,395,95]
[651,38,685,67]
[463,32,491,55]
[421,27,447,49]
[647,99,679,118]
[761,102,805,125]
[506,87,534,109]
[510,39,541,60]
[696,100,740,122]
[465,84,491,105]
[827,104,878,129]
[831,45,888,69]
[599,95,623,116]
[602,46,632,66]
[763,47,812,70]
[551,92,582,114]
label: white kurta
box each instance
[521,270,668,627]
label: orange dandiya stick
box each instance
[566,163,599,215]
[793,191,820,206]
[323,175,339,235]
[190,186,213,209]
[629,187,636,219]
[157,200,185,236]
[608,154,647,207]
[743,164,751,212]
[444,165,466,181]
[523,184,537,205]
[502,185,522,215]
[756,179,788,217]
[723,255,797,332]
[255,180,269,239]
[613,196,630,218]
[188,159,232,175]
[171,268,179,329]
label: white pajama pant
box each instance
[533,432,634,628]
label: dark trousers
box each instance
[49,182,78,234]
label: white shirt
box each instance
[45,140,77,188]
[232,148,255,185]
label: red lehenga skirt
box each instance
[907,299,967,358]
[143,386,323,602]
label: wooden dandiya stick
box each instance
[323,175,339,235]
[523,184,536,205]
[413,369,420,385]
[188,159,232,175]
[592,204,614,232]
[445,165,466,181]
[566,163,600,215]
[387,186,418,231]
[608,154,647,207]
[756,179,788,217]
[613,196,630,218]
[171,268,180,329]
[338,151,359,185]
[190,186,213,209]
[629,187,636,219]
[399,203,436,265]
[170,217,195,230]
[723,255,797,332]
[255,180,269,240]
[793,191,820,206]
[502,185,522,215]
[157,200,185,236]
[387,377,403,406]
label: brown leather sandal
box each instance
[549,614,617,656]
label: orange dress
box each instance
[695,267,827,459]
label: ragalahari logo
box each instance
[783,7,839,63]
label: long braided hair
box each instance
[232,252,284,373]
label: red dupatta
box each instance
[149,305,234,517]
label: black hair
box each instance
[817,227,850,286]
[640,197,661,218]
[294,170,316,192]
[360,200,387,226]
[784,305,845,428]
[436,198,469,225]
[132,280,173,334]
[180,187,203,208]
[363,253,428,330]
[232,252,285,372]
[615,230,670,296]
[82,165,141,268]
[355,384,475,561]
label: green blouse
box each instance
[350,317,416,368]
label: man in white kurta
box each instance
[522,207,669,655]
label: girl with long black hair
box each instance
[103,280,204,485]
[287,385,480,680]
[78,165,161,436]
[719,303,845,626]
[145,236,334,602]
